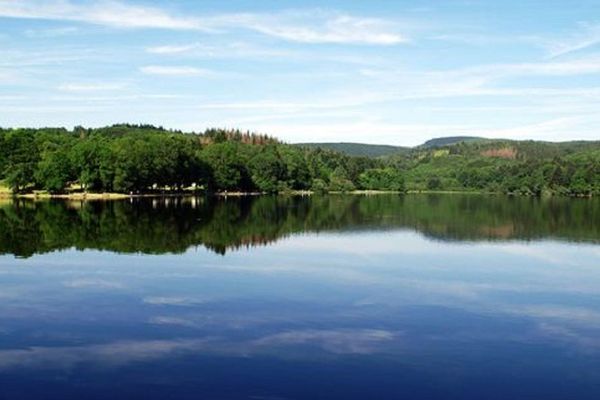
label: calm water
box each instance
[0,194,599,399]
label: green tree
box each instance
[201,142,248,191]
[248,145,286,192]
[359,168,405,191]
[35,147,72,193]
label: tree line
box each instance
[0,125,403,194]
[391,139,600,196]
[1,125,598,196]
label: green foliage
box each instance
[35,146,72,193]
[328,167,355,192]
[420,136,483,148]
[311,178,328,193]
[1,126,597,197]
[200,142,249,191]
[0,125,391,194]
[297,142,408,157]
[388,138,600,196]
[359,168,405,191]
[427,177,442,190]
[1,129,40,192]
[248,145,286,193]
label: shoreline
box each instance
[0,189,461,200]
[0,189,593,201]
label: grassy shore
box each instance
[0,185,563,200]
[0,181,13,200]
[0,188,483,200]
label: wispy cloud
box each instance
[364,55,600,89]
[146,43,200,55]
[140,65,213,77]
[57,82,127,92]
[480,58,600,77]
[223,12,407,45]
[0,0,203,30]
[24,26,79,38]
[0,1,407,45]
[0,67,18,82]
[545,22,600,58]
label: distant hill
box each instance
[420,136,484,148]
[296,142,409,158]
[296,137,485,157]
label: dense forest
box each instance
[0,125,394,194]
[393,138,600,196]
[0,124,598,196]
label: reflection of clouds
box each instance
[272,232,438,257]
[0,339,211,370]
[148,309,309,331]
[537,322,600,350]
[0,329,397,371]
[148,316,201,328]
[142,296,207,306]
[252,329,396,354]
[496,244,580,266]
[1,234,599,371]
[507,305,600,325]
[63,278,125,289]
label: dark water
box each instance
[0,194,599,399]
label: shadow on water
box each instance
[1,194,598,257]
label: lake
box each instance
[0,194,599,399]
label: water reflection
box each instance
[0,195,599,399]
[1,194,598,257]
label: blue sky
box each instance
[1,0,599,145]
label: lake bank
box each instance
[0,188,592,200]
[0,189,478,200]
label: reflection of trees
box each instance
[0,194,598,258]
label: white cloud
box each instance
[227,12,407,45]
[24,26,79,38]
[0,67,17,82]
[58,82,127,92]
[486,58,600,77]
[144,41,296,60]
[483,116,599,141]
[364,56,600,92]
[0,1,407,45]
[0,0,203,30]
[140,65,213,77]
[241,111,600,145]
[146,44,199,54]
[545,22,600,58]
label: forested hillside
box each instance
[296,142,408,157]
[390,139,600,196]
[0,125,402,194]
[420,136,483,148]
[0,125,598,196]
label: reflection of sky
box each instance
[0,231,599,398]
